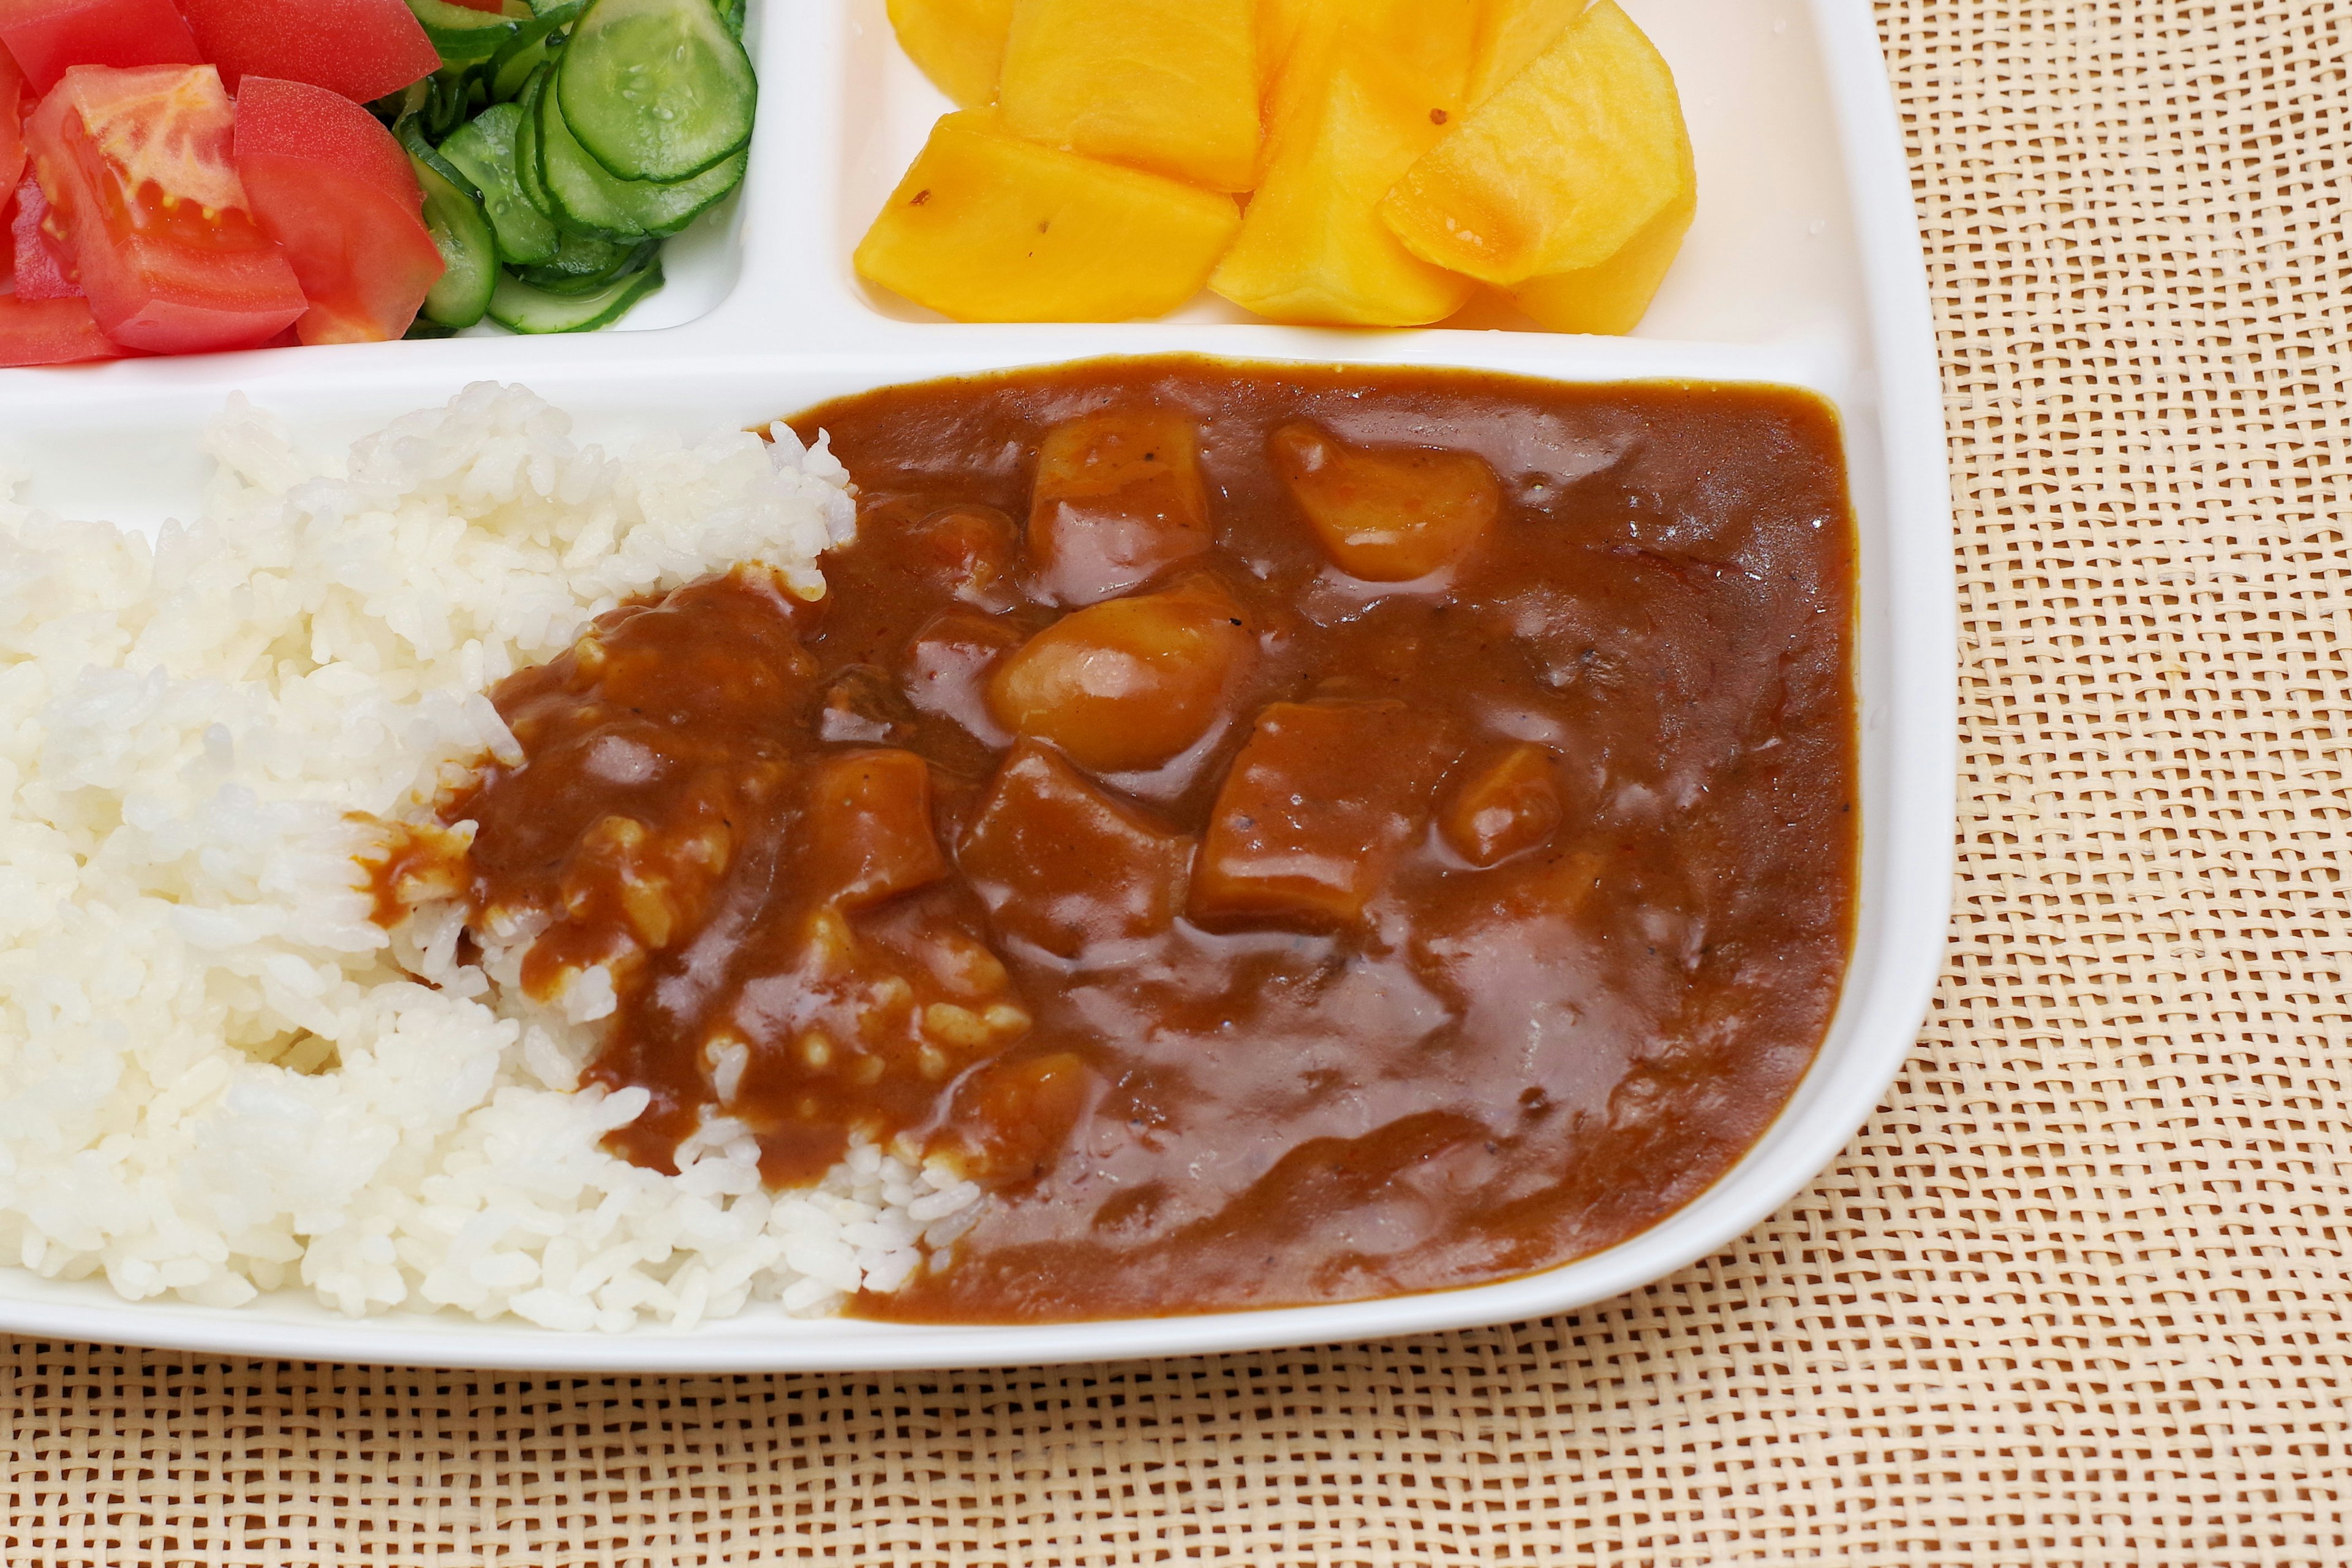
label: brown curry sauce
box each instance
[377,359,1859,1324]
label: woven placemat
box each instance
[7,4,2348,1563]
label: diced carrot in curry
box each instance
[1027,409,1214,606]
[1189,698,1451,930]
[958,739,1195,958]
[791,749,949,911]
[1270,422,1501,581]
[1439,743,1564,867]
[986,575,1256,774]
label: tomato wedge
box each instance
[176,0,440,102]
[233,77,442,344]
[8,171,77,296]
[0,293,132,364]
[26,65,306,353]
[0,0,202,96]
[0,46,24,197]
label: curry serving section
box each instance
[398,360,1863,1324]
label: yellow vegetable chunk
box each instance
[987,576,1256,774]
[1261,0,1476,118]
[1509,173,1694,335]
[998,0,1262,192]
[855,113,1242,323]
[888,0,1016,110]
[1464,0,1582,108]
[1257,0,1314,96]
[1270,423,1501,581]
[1210,18,1478,326]
[1378,0,1690,287]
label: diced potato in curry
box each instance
[854,111,1241,322]
[1028,409,1213,606]
[1209,18,1478,327]
[998,0,1262,192]
[986,575,1256,773]
[938,1052,1095,1183]
[888,0,1017,109]
[958,740,1195,957]
[792,749,948,911]
[1379,0,1692,288]
[1191,698,1451,930]
[1270,422,1501,581]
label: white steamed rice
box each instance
[0,382,982,1329]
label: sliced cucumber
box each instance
[538,67,747,238]
[405,0,522,59]
[556,0,755,183]
[513,68,561,220]
[488,257,664,333]
[535,228,635,276]
[514,236,658,294]
[409,150,499,328]
[486,1,582,100]
[714,0,744,39]
[439,105,559,266]
[489,34,549,100]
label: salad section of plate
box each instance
[0,0,1953,1371]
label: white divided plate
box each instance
[0,0,1952,1370]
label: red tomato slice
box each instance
[177,0,439,102]
[233,77,440,344]
[9,170,78,296]
[0,0,202,96]
[26,64,306,354]
[0,293,132,364]
[0,46,25,197]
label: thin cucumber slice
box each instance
[523,229,637,284]
[489,34,550,100]
[538,69,747,238]
[488,257,664,332]
[487,1,581,100]
[513,68,562,221]
[409,151,498,328]
[714,0,743,39]
[556,0,755,183]
[533,68,639,238]
[514,236,659,294]
[439,105,559,265]
[405,0,521,59]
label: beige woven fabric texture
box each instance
[4,2,2348,1563]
